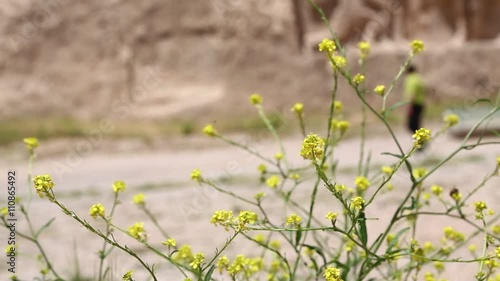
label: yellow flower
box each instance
[174,245,194,263]
[33,174,55,198]
[249,93,263,105]
[210,210,234,229]
[237,211,258,230]
[128,222,146,241]
[336,121,350,136]
[162,238,176,247]
[354,176,370,192]
[491,225,500,235]
[300,133,325,161]
[291,102,304,115]
[450,188,462,202]
[412,167,427,179]
[381,166,393,176]
[352,73,365,85]
[23,137,39,153]
[270,240,281,250]
[257,164,267,174]
[190,169,202,182]
[334,184,346,193]
[122,270,133,281]
[318,38,336,55]
[385,183,394,191]
[325,212,338,221]
[333,101,343,113]
[332,56,347,69]
[495,246,500,259]
[274,152,284,161]
[444,114,459,127]
[468,244,477,252]
[202,124,218,137]
[430,185,443,196]
[266,175,280,188]
[112,181,126,193]
[497,156,500,166]
[358,41,371,59]
[412,128,431,148]
[89,203,105,219]
[132,193,146,206]
[350,196,365,209]
[443,226,465,243]
[290,173,300,181]
[254,192,267,201]
[374,85,386,96]
[190,253,205,269]
[474,201,488,213]
[324,267,343,281]
[1,207,8,217]
[285,214,302,227]
[410,40,425,55]
[253,234,266,244]
[217,256,230,273]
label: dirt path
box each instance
[0,130,499,280]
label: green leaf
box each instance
[302,244,327,265]
[386,227,410,254]
[386,101,409,115]
[35,217,56,237]
[295,228,303,246]
[358,212,368,247]
[381,152,404,159]
[204,265,216,281]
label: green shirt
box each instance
[404,73,426,105]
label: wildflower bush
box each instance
[3,3,500,281]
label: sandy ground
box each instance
[0,129,499,281]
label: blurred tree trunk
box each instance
[291,0,306,51]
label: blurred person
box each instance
[404,65,426,133]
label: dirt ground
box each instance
[0,127,499,280]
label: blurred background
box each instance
[1,1,500,280]
[1,0,499,144]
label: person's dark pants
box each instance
[407,103,424,133]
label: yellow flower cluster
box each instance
[325,212,338,221]
[174,244,194,264]
[210,210,234,230]
[162,238,176,247]
[333,101,343,113]
[291,102,304,115]
[358,41,371,59]
[350,196,365,209]
[33,174,55,198]
[332,55,347,70]
[249,93,263,105]
[23,137,39,154]
[443,226,465,243]
[352,73,365,85]
[473,201,493,220]
[318,39,336,55]
[218,254,263,278]
[190,169,202,182]
[274,152,284,161]
[189,253,205,269]
[133,193,145,206]
[266,175,280,188]
[443,114,460,127]
[89,203,105,219]
[354,176,370,192]
[237,211,258,230]
[374,85,386,96]
[381,166,393,176]
[430,185,443,196]
[410,40,425,55]
[324,267,343,281]
[300,134,325,161]
[412,167,427,179]
[128,222,147,242]
[257,164,267,174]
[202,124,218,137]
[122,270,133,281]
[112,180,126,193]
[285,214,302,227]
[412,128,431,148]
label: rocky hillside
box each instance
[0,0,499,122]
